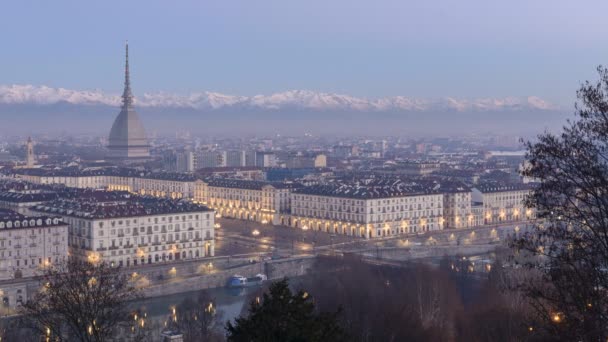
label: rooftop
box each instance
[294,178,441,199]
[32,191,212,220]
[475,182,533,193]
[204,178,303,190]
[0,209,65,229]
[13,167,197,182]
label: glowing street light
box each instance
[551,313,563,323]
[252,229,260,237]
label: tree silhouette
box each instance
[168,290,223,342]
[226,278,348,342]
[18,258,141,342]
[517,66,608,340]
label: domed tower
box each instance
[107,43,150,160]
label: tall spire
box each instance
[122,41,134,109]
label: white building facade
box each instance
[290,184,444,239]
[32,197,215,268]
[0,210,68,281]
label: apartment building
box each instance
[472,183,535,225]
[194,179,301,225]
[0,209,67,281]
[290,180,444,239]
[31,192,215,267]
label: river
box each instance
[132,285,259,326]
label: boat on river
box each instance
[228,273,267,288]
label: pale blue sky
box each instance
[1,0,606,105]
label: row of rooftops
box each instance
[474,182,533,193]
[10,167,197,182]
[32,192,212,220]
[293,178,444,199]
[3,168,533,201]
[0,190,59,203]
[203,178,303,191]
[0,209,64,229]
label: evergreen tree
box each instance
[226,278,348,342]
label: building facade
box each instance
[0,209,68,282]
[472,184,535,225]
[290,182,444,239]
[32,194,215,268]
[194,179,299,225]
[441,184,473,229]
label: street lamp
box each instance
[252,229,260,237]
[551,313,563,323]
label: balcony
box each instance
[96,247,107,251]
[138,243,148,248]
[204,236,214,241]
[124,244,134,248]
[108,246,119,251]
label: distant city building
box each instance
[225,150,246,167]
[332,145,358,158]
[397,161,441,176]
[196,166,264,181]
[107,43,150,160]
[255,152,277,168]
[266,168,320,182]
[197,150,226,168]
[244,150,257,167]
[25,137,35,167]
[15,168,197,199]
[0,150,15,163]
[176,151,196,172]
[286,153,326,169]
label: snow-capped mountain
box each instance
[0,84,556,112]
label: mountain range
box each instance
[0,84,569,136]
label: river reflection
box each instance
[132,286,260,326]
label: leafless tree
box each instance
[168,290,224,342]
[18,258,141,342]
[302,255,457,341]
[517,66,608,340]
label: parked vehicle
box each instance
[227,273,268,288]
